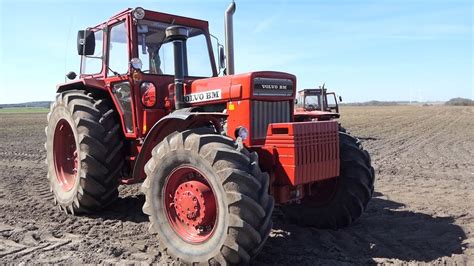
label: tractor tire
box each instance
[281,132,374,229]
[338,123,347,133]
[142,128,274,265]
[45,90,124,214]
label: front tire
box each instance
[142,128,274,264]
[281,132,374,228]
[45,90,124,214]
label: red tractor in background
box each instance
[295,84,342,121]
[45,3,374,265]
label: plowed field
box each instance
[1,106,472,264]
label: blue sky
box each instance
[0,0,472,104]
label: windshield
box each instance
[305,95,322,110]
[136,20,213,77]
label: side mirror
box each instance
[218,46,226,70]
[294,99,298,104]
[339,96,343,102]
[77,30,95,56]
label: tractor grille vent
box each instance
[251,100,291,140]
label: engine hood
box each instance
[184,71,297,106]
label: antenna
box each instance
[64,17,74,83]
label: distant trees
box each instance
[0,101,51,109]
[445,98,474,106]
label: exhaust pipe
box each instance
[320,84,326,111]
[225,1,236,75]
[165,26,189,109]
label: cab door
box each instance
[129,20,170,139]
[103,17,137,139]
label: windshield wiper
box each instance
[107,65,123,79]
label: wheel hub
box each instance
[173,181,215,227]
[53,119,78,192]
[164,167,217,243]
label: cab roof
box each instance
[101,7,210,30]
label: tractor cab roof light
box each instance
[133,7,145,20]
[130,58,143,70]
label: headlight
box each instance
[235,126,248,141]
[133,7,145,20]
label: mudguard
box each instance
[56,78,107,93]
[131,108,227,181]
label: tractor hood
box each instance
[183,71,297,106]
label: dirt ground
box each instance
[0,105,472,264]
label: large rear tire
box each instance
[281,132,374,228]
[142,128,274,265]
[45,90,124,214]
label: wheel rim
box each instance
[53,119,78,192]
[164,166,217,243]
[304,177,338,206]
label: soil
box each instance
[0,105,472,264]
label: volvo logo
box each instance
[261,84,288,90]
[184,89,222,103]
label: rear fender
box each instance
[55,78,133,136]
[56,79,107,93]
[132,108,227,181]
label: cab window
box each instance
[137,20,213,77]
[108,21,129,76]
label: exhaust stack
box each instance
[165,26,189,110]
[225,1,236,75]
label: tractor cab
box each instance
[294,86,342,121]
[74,8,219,138]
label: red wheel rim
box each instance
[53,119,78,192]
[164,166,217,243]
[304,177,338,206]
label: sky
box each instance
[0,0,472,104]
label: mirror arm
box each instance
[210,34,223,53]
[84,56,103,59]
[210,33,226,75]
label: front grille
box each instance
[251,100,291,140]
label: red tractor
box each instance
[45,4,374,264]
[294,84,342,121]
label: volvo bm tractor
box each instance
[294,84,342,122]
[45,3,374,264]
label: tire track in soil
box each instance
[333,106,471,265]
[343,107,440,165]
[401,115,462,163]
[0,164,160,263]
[367,108,460,178]
[376,109,448,159]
